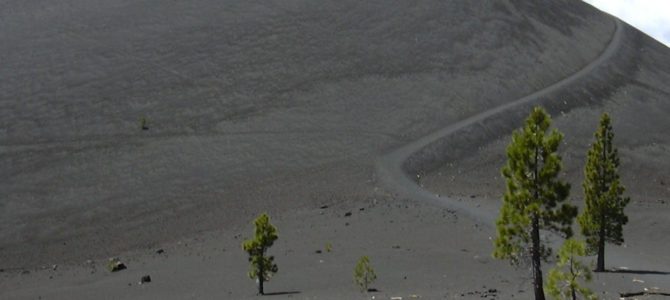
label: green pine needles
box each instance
[578,113,630,272]
[494,107,577,300]
[546,239,596,300]
[242,213,279,295]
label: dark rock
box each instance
[140,275,151,284]
[320,205,329,209]
[359,207,365,211]
[344,212,352,217]
[367,288,379,292]
[392,245,401,249]
[315,250,322,254]
[156,249,165,254]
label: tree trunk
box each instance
[596,130,608,273]
[596,224,606,272]
[571,287,577,300]
[258,258,265,295]
[532,215,545,300]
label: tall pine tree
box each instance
[578,113,630,272]
[494,107,577,300]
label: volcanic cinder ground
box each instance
[1,0,670,299]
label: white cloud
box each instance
[584,0,670,47]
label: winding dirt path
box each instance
[376,18,670,291]
[375,19,624,225]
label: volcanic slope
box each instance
[0,0,636,273]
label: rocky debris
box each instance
[155,249,165,254]
[106,258,126,272]
[320,205,329,209]
[461,287,498,298]
[52,264,58,271]
[140,275,152,284]
[315,250,322,254]
[344,212,352,217]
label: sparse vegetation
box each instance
[140,116,149,130]
[353,255,376,292]
[106,257,126,272]
[546,239,596,300]
[578,113,630,272]
[242,213,279,295]
[494,107,577,300]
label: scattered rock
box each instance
[52,264,58,271]
[155,249,165,254]
[367,288,379,292]
[359,207,365,211]
[107,258,127,272]
[344,212,352,217]
[392,245,401,249]
[140,275,151,284]
[320,205,329,209]
[315,250,322,254]
[470,195,476,198]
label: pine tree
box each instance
[353,256,376,292]
[242,213,279,295]
[578,113,630,272]
[546,239,596,300]
[494,107,577,300]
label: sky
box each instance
[584,0,670,47]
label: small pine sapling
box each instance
[242,213,279,295]
[546,239,596,300]
[353,256,377,292]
